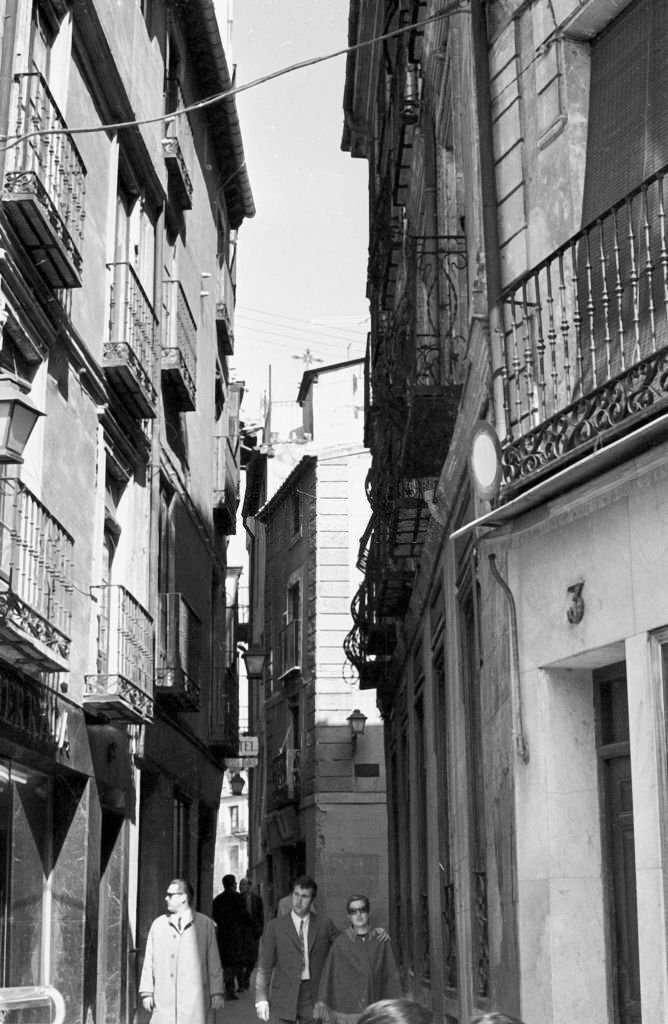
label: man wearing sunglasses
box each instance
[139,879,225,1024]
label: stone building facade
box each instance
[0,1,252,1020]
[243,361,389,929]
[344,1,666,1022]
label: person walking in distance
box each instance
[138,878,224,1024]
[314,895,401,1024]
[239,877,264,991]
[212,873,249,999]
[255,875,389,1024]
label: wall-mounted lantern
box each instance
[242,648,266,683]
[229,771,245,796]
[0,376,44,464]
[347,708,368,746]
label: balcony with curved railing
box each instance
[105,261,158,419]
[500,163,668,495]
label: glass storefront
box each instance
[0,758,52,987]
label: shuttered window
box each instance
[582,0,668,226]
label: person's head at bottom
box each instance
[471,1015,527,1024]
[358,999,433,1024]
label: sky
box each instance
[228,0,370,419]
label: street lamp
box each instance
[229,771,245,796]
[0,376,44,464]
[347,708,368,745]
[242,648,266,682]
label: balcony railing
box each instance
[162,280,197,411]
[271,747,300,807]
[0,478,73,674]
[2,71,86,288]
[156,592,201,710]
[84,584,154,722]
[213,432,240,534]
[215,262,236,355]
[104,261,158,419]
[278,619,301,679]
[162,79,194,210]
[208,665,239,751]
[500,165,668,493]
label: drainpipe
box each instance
[488,552,529,763]
[471,0,507,440]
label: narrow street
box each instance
[219,986,258,1024]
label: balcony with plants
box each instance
[0,478,73,675]
[161,279,197,411]
[2,71,87,288]
[84,584,154,723]
[499,165,668,498]
[104,261,158,419]
[155,592,201,711]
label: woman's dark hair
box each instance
[346,894,370,914]
[358,999,432,1024]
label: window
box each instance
[229,805,239,832]
[291,491,301,536]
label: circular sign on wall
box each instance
[470,421,502,501]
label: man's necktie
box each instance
[299,918,306,973]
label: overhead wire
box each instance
[0,1,471,153]
[237,308,368,340]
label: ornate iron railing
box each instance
[156,592,201,709]
[106,260,158,408]
[3,71,86,272]
[163,78,194,203]
[0,478,73,658]
[501,164,668,489]
[162,278,197,401]
[87,584,153,717]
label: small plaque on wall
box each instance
[354,763,380,778]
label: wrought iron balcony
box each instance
[85,584,154,723]
[215,262,236,355]
[105,261,158,419]
[162,280,197,411]
[271,747,300,808]
[0,478,73,674]
[213,432,240,534]
[162,79,193,210]
[500,164,668,495]
[2,71,86,288]
[278,618,301,679]
[208,664,239,752]
[155,592,201,710]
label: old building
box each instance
[0,0,252,1020]
[344,0,666,1023]
[243,360,390,926]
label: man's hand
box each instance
[256,1000,270,1021]
[313,1001,328,1021]
[372,926,390,943]
[141,995,155,1012]
[210,995,225,1011]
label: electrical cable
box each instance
[237,308,368,340]
[0,3,470,153]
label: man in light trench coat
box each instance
[139,878,225,1024]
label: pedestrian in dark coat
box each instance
[239,878,264,990]
[212,874,249,999]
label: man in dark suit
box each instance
[255,875,334,1024]
[256,875,389,1024]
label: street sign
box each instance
[238,735,259,757]
[225,757,258,770]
